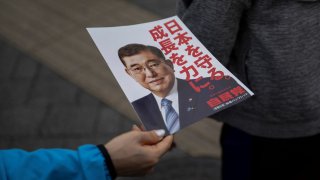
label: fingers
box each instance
[152,135,174,157]
[146,167,155,174]
[105,128,172,177]
[131,124,145,131]
[139,129,166,145]
[132,124,141,131]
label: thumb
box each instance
[153,135,174,157]
[140,129,166,145]
[132,124,142,131]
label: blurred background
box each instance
[0,0,222,179]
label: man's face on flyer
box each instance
[124,50,175,98]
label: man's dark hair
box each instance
[118,43,166,67]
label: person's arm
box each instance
[177,0,252,66]
[0,145,108,180]
[0,128,173,180]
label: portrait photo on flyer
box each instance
[87,16,254,135]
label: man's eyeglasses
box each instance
[128,60,164,75]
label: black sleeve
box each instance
[97,144,117,180]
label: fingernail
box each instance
[155,129,165,137]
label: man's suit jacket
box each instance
[132,77,243,134]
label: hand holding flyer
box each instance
[87,16,253,135]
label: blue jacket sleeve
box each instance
[0,145,112,180]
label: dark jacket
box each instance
[177,0,320,138]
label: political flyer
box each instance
[87,16,254,135]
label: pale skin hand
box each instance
[105,125,174,176]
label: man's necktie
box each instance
[161,98,180,134]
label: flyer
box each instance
[87,16,254,135]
